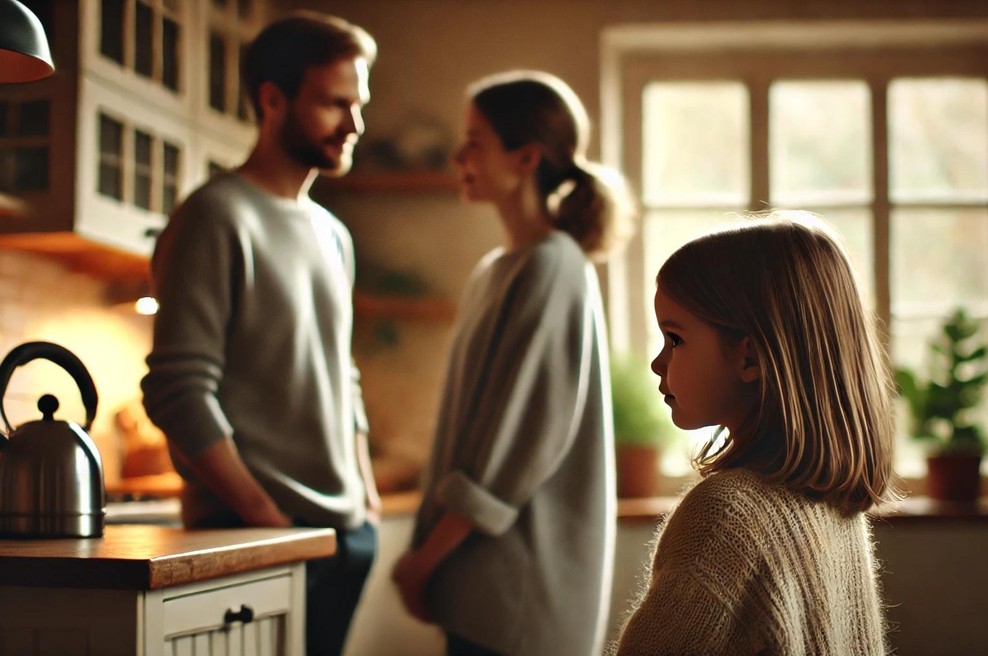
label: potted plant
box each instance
[610,353,673,498]
[895,307,987,502]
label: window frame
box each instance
[0,99,51,194]
[96,110,182,215]
[601,20,988,491]
[206,0,261,122]
[98,0,183,93]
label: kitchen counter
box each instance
[0,524,335,590]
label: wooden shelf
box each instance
[0,232,150,281]
[354,292,456,322]
[317,170,459,194]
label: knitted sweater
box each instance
[413,231,616,655]
[615,468,886,656]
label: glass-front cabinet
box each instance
[0,0,262,276]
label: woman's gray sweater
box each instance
[412,231,617,655]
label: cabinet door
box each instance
[162,572,293,656]
[0,587,140,656]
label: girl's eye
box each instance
[666,332,682,347]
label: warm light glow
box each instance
[134,296,159,316]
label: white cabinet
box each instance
[0,564,305,656]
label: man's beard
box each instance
[280,113,353,174]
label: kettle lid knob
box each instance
[37,394,59,421]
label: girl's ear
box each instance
[738,336,761,383]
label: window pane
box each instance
[163,142,179,175]
[770,80,871,205]
[209,33,226,112]
[100,0,124,64]
[891,207,988,313]
[135,1,154,78]
[99,113,122,155]
[134,131,152,210]
[98,114,123,200]
[134,131,151,166]
[642,81,749,206]
[803,208,875,307]
[162,17,179,91]
[17,100,49,137]
[163,142,180,213]
[14,147,47,191]
[0,148,13,191]
[889,78,988,201]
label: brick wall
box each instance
[0,250,152,484]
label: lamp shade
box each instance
[0,0,54,83]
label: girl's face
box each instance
[651,287,760,435]
[452,103,528,204]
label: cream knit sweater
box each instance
[615,468,886,655]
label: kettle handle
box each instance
[0,341,99,433]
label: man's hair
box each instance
[241,12,376,123]
[657,211,897,515]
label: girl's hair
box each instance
[658,211,896,515]
[468,70,636,260]
[242,12,377,123]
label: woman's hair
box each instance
[658,211,896,515]
[468,70,636,260]
[242,12,377,123]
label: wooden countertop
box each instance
[0,525,335,591]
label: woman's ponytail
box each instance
[552,161,637,261]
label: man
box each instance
[141,13,380,656]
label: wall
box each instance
[0,250,152,485]
[294,0,988,476]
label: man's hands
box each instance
[241,493,293,528]
[181,439,291,528]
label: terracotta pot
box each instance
[925,453,983,502]
[615,444,661,498]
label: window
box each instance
[98,113,124,200]
[162,141,180,213]
[0,99,51,193]
[97,112,182,214]
[134,130,153,209]
[207,0,259,122]
[99,0,182,92]
[603,22,988,479]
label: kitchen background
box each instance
[2,1,988,654]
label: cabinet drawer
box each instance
[163,574,292,637]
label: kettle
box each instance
[0,341,105,538]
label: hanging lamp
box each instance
[0,0,54,84]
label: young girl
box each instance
[391,70,634,656]
[615,212,896,655]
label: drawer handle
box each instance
[223,604,255,625]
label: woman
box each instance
[392,70,635,656]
